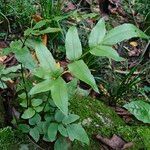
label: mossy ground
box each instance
[0,127,38,150]
[70,96,150,150]
[0,96,149,150]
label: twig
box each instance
[27,136,45,150]
[137,40,150,65]
[0,12,12,33]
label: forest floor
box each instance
[0,0,150,150]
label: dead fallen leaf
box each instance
[42,34,47,46]
[32,14,42,22]
[96,134,133,149]
[90,90,100,99]
[115,107,132,123]
[0,41,7,63]
[98,0,126,17]
[99,84,110,97]
[0,41,7,49]
[128,47,141,57]
[0,56,7,63]
[64,2,76,12]
[59,60,68,69]
[130,41,138,47]
[3,55,18,67]
[62,72,73,82]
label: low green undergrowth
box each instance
[0,96,149,149]
[0,16,149,149]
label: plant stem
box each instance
[0,12,11,33]
[20,64,29,108]
[79,50,90,60]
[43,91,51,111]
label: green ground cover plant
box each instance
[0,15,149,149]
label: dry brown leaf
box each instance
[0,56,7,63]
[115,107,132,123]
[62,72,73,82]
[128,48,141,57]
[96,134,133,149]
[98,0,126,17]
[42,34,47,46]
[64,2,76,12]
[130,41,138,47]
[32,14,42,22]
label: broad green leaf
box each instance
[18,124,30,133]
[18,93,26,99]
[90,45,125,61]
[32,28,61,36]
[67,124,89,145]
[44,115,54,122]
[17,47,37,70]
[42,120,50,134]
[21,108,35,119]
[89,18,106,47]
[58,124,68,137]
[37,121,44,134]
[31,99,43,107]
[37,27,61,35]
[67,79,78,99]
[25,39,36,50]
[103,24,149,45]
[34,106,44,113]
[10,40,23,50]
[24,28,33,36]
[124,100,150,123]
[55,110,65,122]
[0,81,7,89]
[33,20,46,29]
[65,26,82,61]
[44,103,52,112]
[1,65,21,75]
[29,127,40,142]
[47,123,58,142]
[20,99,27,108]
[29,113,41,125]
[0,64,4,71]
[82,13,98,20]
[77,87,90,97]
[54,137,69,150]
[50,77,68,115]
[68,60,99,93]
[29,79,53,95]
[1,77,11,81]
[43,134,51,142]
[62,114,79,125]
[34,41,57,72]
[144,86,150,93]
[32,67,51,79]
[1,47,12,55]
[12,45,37,70]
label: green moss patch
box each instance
[70,96,150,149]
[0,96,149,149]
[0,127,37,150]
